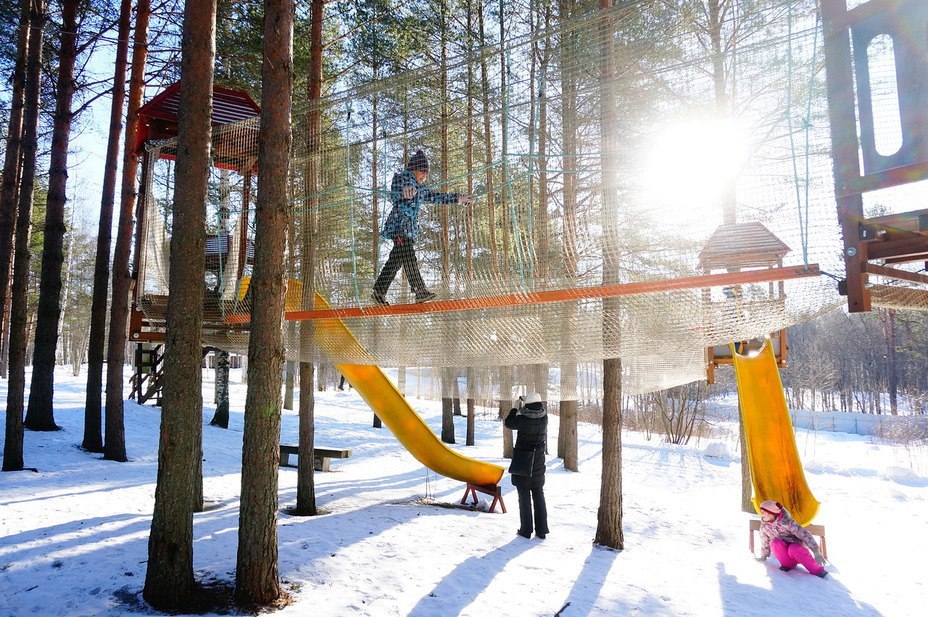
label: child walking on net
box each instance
[371,150,471,305]
[755,500,828,578]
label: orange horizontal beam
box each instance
[224,264,820,324]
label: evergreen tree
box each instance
[143,0,217,609]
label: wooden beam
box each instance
[842,162,928,197]
[222,264,822,324]
[822,0,870,313]
[861,263,928,286]
[884,253,928,265]
[823,0,897,35]
[861,208,928,234]
[867,236,928,261]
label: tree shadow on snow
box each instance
[716,561,882,617]
[406,536,534,617]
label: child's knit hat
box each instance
[407,149,430,173]
[759,500,782,516]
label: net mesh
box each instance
[135,1,926,396]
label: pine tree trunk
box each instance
[24,0,80,432]
[4,0,46,469]
[296,360,316,514]
[142,1,216,609]
[0,0,31,381]
[441,368,455,444]
[557,0,579,472]
[284,360,295,410]
[466,367,475,446]
[500,365,513,457]
[594,0,624,550]
[477,5,497,273]
[293,0,323,518]
[210,349,229,428]
[83,0,132,454]
[104,0,151,462]
[235,0,292,605]
[3,0,45,472]
[498,0,509,267]
[536,3,551,282]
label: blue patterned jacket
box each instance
[381,170,460,242]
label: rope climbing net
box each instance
[136,1,893,397]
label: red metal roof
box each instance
[137,82,260,126]
[135,83,260,154]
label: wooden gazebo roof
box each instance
[698,222,791,270]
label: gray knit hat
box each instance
[407,149,429,173]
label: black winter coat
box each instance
[505,408,547,482]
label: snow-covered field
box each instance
[1,366,926,616]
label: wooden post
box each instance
[821,0,870,312]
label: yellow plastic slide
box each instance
[732,340,819,526]
[312,293,505,487]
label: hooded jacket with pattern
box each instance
[759,507,821,558]
[381,170,460,242]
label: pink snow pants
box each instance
[770,538,824,575]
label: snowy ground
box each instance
[1,366,926,616]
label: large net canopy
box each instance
[136,0,912,396]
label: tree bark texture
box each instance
[235,0,293,606]
[142,0,216,609]
[3,0,45,472]
[594,0,624,550]
[500,365,513,457]
[441,367,455,444]
[82,0,131,453]
[210,350,230,428]
[596,357,624,548]
[294,0,322,518]
[558,0,579,468]
[3,0,36,471]
[284,360,295,410]
[25,0,80,432]
[0,0,31,381]
[104,0,151,462]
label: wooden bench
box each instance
[279,445,351,472]
[749,518,827,558]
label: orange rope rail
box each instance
[224,264,820,324]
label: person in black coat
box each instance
[505,392,549,539]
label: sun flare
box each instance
[643,118,749,225]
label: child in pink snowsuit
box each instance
[756,500,828,578]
